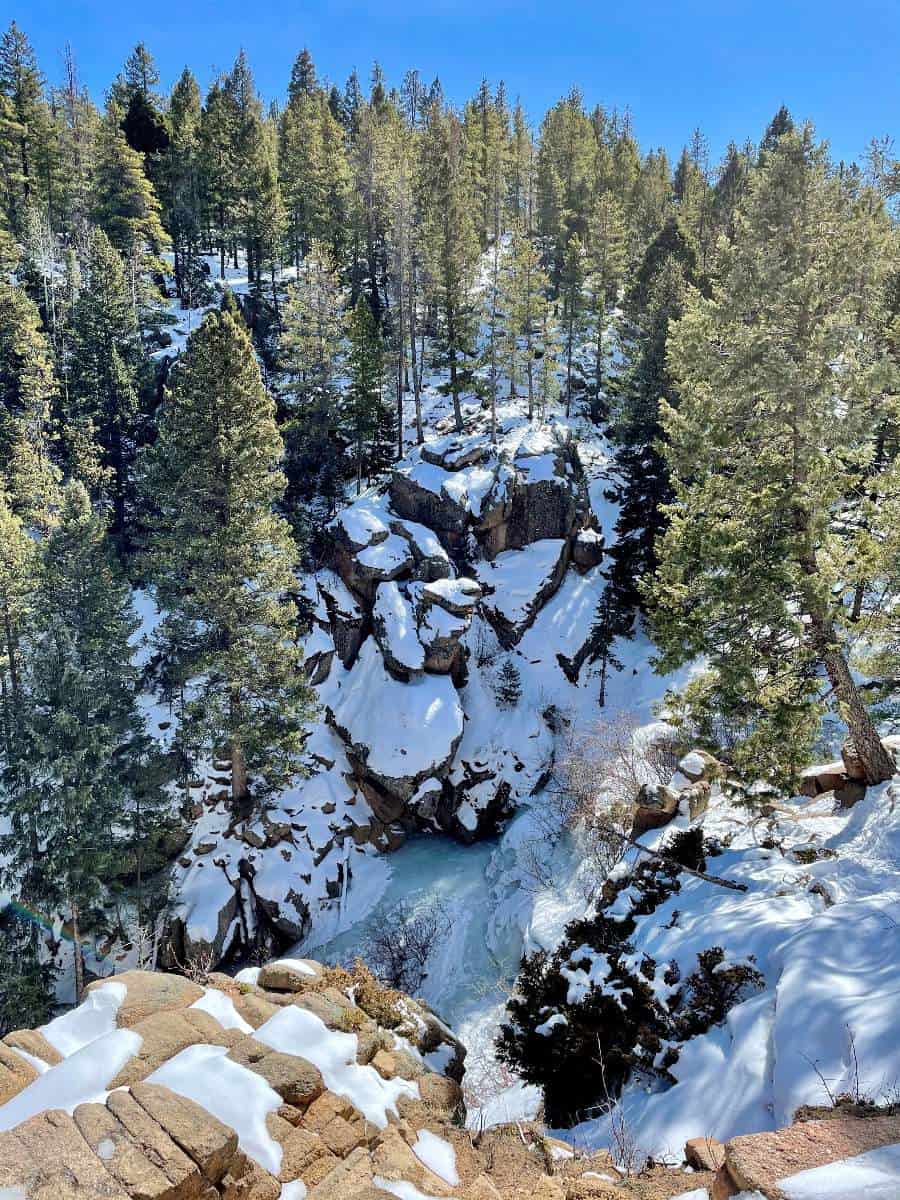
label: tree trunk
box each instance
[230,690,248,804]
[396,281,405,460]
[71,899,85,1003]
[231,741,248,804]
[565,302,575,418]
[795,494,894,786]
[810,612,895,784]
[447,305,463,433]
[595,302,604,406]
[409,261,424,444]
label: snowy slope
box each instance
[558,780,900,1161]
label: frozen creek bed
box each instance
[297,804,587,1126]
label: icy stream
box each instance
[297,800,587,1123]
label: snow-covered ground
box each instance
[556,778,900,1161]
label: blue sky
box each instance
[6,0,899,167]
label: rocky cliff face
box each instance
[165,417,610,969]
[0,962,622,1200]
[1,963,895,1200]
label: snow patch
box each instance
[147,1043,283,1175]
[40,981,126,1057]
[331,640,463,784]
[411,1129,459,1186]
[0,1028,142,1130]
[372,1181,447,1200]
[254,1005,418,1128]
[190,987,254,1033]
[780,1143,900,1199]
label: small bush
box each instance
[672,947,764,1040]
[497,834,761,1127]
[494,658,523,708]
[320,959,405,1028]
[364,899,450,996]
[663,826,707,872]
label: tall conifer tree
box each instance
[654,128,898,786]
[143,309,314,806]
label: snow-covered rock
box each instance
[416,600,469,675]
[420,577,482,616]
[390,431,587,562]
[329,640,464,802]
[421,429,488,470]
[389,517,454,582]
[373,582,426,677]
[476,538,569,646]
[572,525,605,571]
[317,570,367,668]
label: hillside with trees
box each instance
[2,19,900,1185]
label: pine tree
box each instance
[287,48,318,104]
[122,42,161,104]
[121,89,170,158]
[346,295,390,492]
[162,68,206,305]
[463,80,509,247]
[92,105,167,269]
[199,78,239,277]
[1,483,150,999]
[0,23,59,236]
[535,89,595,284]
[246,117,285,305]
[560,234,587,415]
[712,140,752,242]
[609,223,697,609]
[588,577,632,707]
[349,98,394,325]
[399,70,425,128]
[500,226,548,414]
[626,145,671,255]
[0,907,56,1035]
[653,127,898,787]
[759,105,794,158]
[279,243,345,526]
[342,69,363,134]
[0,201,16,268]
[495,657,522,707]
[539,304,562,421]
[294,89,351,271]
[672,129,714,272]
[53,44,99,238]
[223,51,272,289]
[65,228,146,547]
[0,281,60,523]
[384,107,419,452]
[420,104,480,432]
[0,490,37,773]
[509,101,533,227]
[481,230,504,442]
[142,309,314,807]
[586,192,626,417]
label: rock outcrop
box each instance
[3,964,893,1200]
[389,426,587,562]
[0,964,622,1200]
[709,1111,900,1198]
[630,748,725,834]
[166,420,608,968]
[308,426,599,838]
